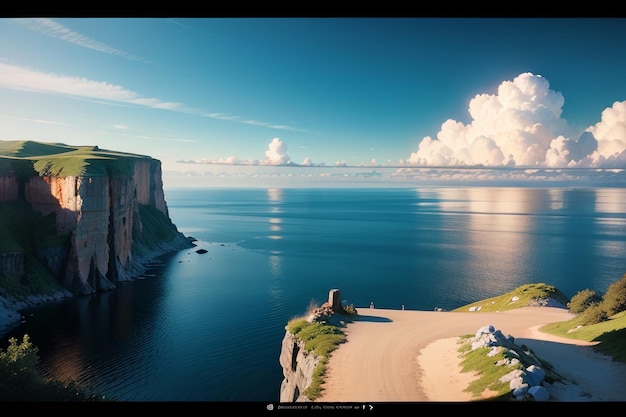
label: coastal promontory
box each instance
[0,140,194,336]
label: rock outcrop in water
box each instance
[0,141,194,336]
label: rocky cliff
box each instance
[0,140,194,299]
[279,289,349,402]
[279,330,320,402]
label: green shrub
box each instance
[580,303,609,326]
[568,288,602,314]
[0,334,39,376]
[600,273,626,316]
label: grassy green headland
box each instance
[0,140,150,178]
[0,140,190,400]
[0,140,181,301]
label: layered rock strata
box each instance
[0,147,194,337]
[4,158,191,295]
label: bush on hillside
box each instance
[580,303,609,326]
[568,288,602,314]
[600,273,626,316]
[0,334,39,377]
[0,334,44,400]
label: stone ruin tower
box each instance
[328,288,341,313]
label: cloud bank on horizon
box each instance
[409,72,626,169]
[184,72,626,170]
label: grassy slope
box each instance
[450,282,626,359]
[0,140,150,177]
[451,282,570,313]
[452,283,626,400]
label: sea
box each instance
[2,185,626,402]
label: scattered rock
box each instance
[528,385,550,401]
[471,324,551,401]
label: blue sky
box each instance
[1,18,625,187]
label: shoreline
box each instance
[0,234,195,341]
[0,290,73,340]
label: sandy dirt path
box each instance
[314,306,626,402]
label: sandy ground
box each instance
[314,306,626,402]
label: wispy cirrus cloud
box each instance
[121,133,197,143]
[239,119,304,132]
[9,18,307,133]
[14,18,151,64]
[0,62,305,131]
[0,62,183,109]
[202,112,305,132]
[0,113,70,126]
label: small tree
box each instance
[600,273,626,316]
[0,334,39,376]
[0,334,41,400]
[567,288,602,314]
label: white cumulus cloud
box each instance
[408,72,626,168]
[265,137,292,165]
[585,101,626,167]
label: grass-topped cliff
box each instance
[0,139,193,301]
[0,140,192,400]
[0,140,149,178]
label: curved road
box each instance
[314,306,626,402]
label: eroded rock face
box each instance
[25,175,81,234]
[0,172,18,202]
[0,253,24,276]
[279,331,319,402]
[0,158,191,296]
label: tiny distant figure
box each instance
[370,301,374,309]
[402,304,405,310]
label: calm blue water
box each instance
[3,186,626,401]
